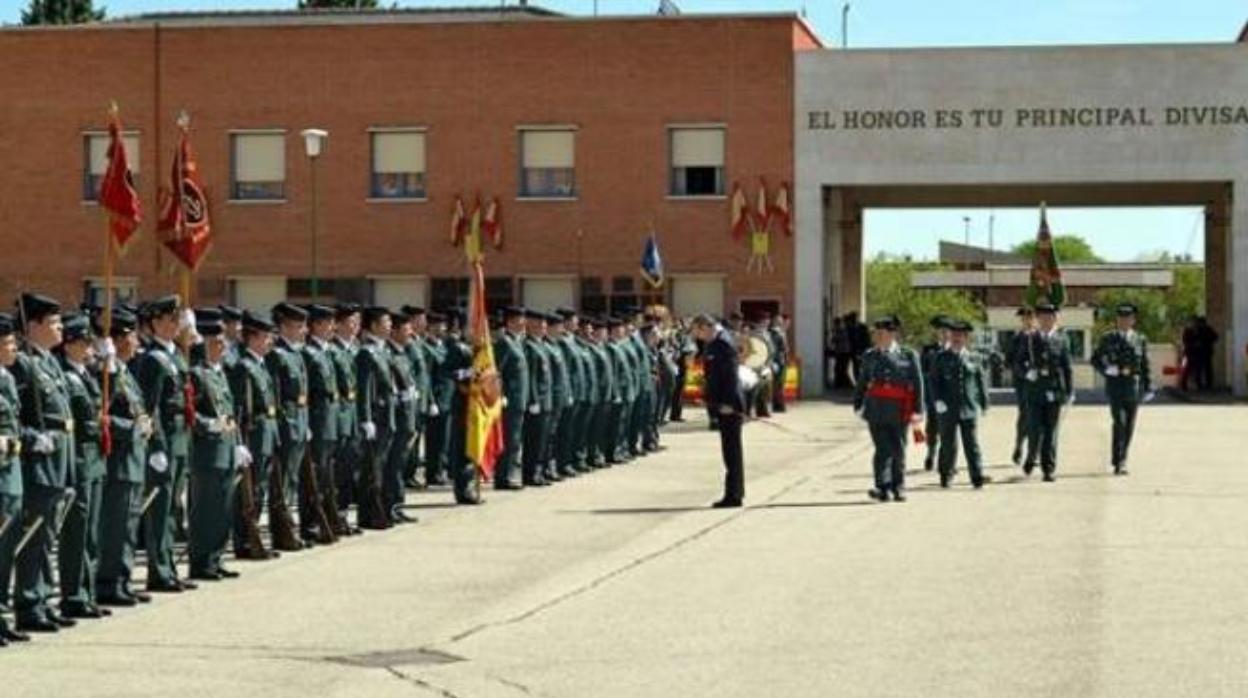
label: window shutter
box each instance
[372,132,426,174]
[671,129,724,167]
[234,134,286,183]
[522,131,575,168]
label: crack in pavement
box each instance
[444,439,870,647]
[386,666,463,697]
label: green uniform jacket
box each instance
[608,340,635,403]
[575,337,600,406]
[228,351,280,460]
[929,348,989,420]
[525,337,553,413]
[494,332,529,412]
[425,337,454,415]
[852,345,926,424]
[557,336,586,405]
[0,367,23,496]
[266,337,310,448]
[629,334,652,397]
[13,347,74,489]
[546,338,573,410]
[589,341,614,404]
[355,336,396,434]
[301,338,340,442]
[61,358,105,482]
[189,363,239,472]
[135,340,191,466]
[919,342,943,410]
[1091,330,1151,402]
[1019,330,1074,403]
[103,363,148,484]
[406,338,430,418]
[389,340,419,434]
[329,337,359,440]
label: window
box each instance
[486,277,516,311]
[671,276,725,318]
[669,127,725,197]
[230,132,285,201]
[370,276,428,308]
[228,276,287,313]
[580,277,606,316]
[286,277,369,304]
[520,277,575,312]
[519,129,575,198]
[430,277,514,313]
[82,277,139,307]
[83,133,140,202]
[370,130,426,199]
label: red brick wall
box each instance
[0,16,798,315]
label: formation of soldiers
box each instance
[855,302,1153,502]
[0,292,689,647]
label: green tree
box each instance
[865,258,984,346]
[21,0,104,24]
[298,0,379,8]
[1092,265,1205,344]
[1012,234,1103,264]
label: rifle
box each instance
[236,364,266,556]
[14,488,76,557]
[300,444,336,545]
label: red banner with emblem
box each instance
[157,114,213,271]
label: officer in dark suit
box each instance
[1020,303,1073,482]
[919,316,951,471]
[493,307,528,490]
[854,315,925,503]
[0,314,29,645]
[689,315,745,508]
[929,320,990,489]
[1091,303,1153,475]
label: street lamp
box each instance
[301,128,328,300]
[962,215,971,247]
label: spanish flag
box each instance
[465,261,505,480]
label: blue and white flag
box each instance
[640,233,664,289]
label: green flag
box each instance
[1025,203,1066,308]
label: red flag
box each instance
[450,195,467,245]
[730,182,749,240]
[157,114,212,270]
[755,177,770,229]
[771,181,792,236]
[466,261,505,480]
[98,109,142,249]
[481,197,503,249]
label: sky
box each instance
[3,0,1239,261]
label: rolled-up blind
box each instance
[522,131,575,169]
[88,134,141,175]
[233,133,285,183]
[671,128,724,167]
[372,132,426,174]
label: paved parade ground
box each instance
[2,400,1246,698]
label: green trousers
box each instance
[189,466,237,575]
[97,479,142,599]
[59,474,103,609]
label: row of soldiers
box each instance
[855,302,1152,502]
[0,292,688,646]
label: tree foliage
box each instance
[1012,235,1103,264]
[21,0,104,24]
[1093,265,1205,343]
[298,0,379,8]
[865,258,985,346]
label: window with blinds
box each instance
[370,130,427,199]
[669,127,725,197]
[230,132,286,201]
[83,133,140,201]
[519,129,576,198]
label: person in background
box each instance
[690,315,745,509]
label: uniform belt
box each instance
[297,395,308,407]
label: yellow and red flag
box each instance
[481,196,503,249]
[730,182,750,240]
[771,181,792,236]
[465,260,505,480]
[157,113,212,270]
[98,105,142,249]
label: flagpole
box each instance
[99,102,119,456]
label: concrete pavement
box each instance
[2,401,1245,698]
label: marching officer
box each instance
[421,312,451,488]
[1009,307,1038,468]
[0,314,28,645]
[929,320,990,489]
[330,304,362,534]
[493,307,528,490]
[355,306,397,528]
[853,315,925,503]
[95,309,154,606]
[187,311,242,581]
[385,310,419,524]
[301,304,341,541]
[920,315,951,471]
[228,311,292,556]
[133,295,197,593]
[267,303,313,542]
[522,311,553,487]
[1091,303,1153,475]
[57,313,108,619]
[1018,303,1073,482]
[12,293,78,630]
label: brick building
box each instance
[0,7,821,320]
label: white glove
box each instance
[413,389,422,401]
[1025,369,1039,382]
[1103,366,1120,377]
[206,416,226,434]
[500,396,509,408]
[31,432,56,454]
[234,445,252,468]
[934,400,948,415]
[305,426,313,443]
[1143,391,1156,403]
[137,416,154,439]
[178,308,196,333]
[428,403,440,417]
[361,421,377,441]
[149,452,170,473]
[528,404,540,415]
[95,337,116,361]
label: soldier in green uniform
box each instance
[300,305,341,541]
[385,310,419,523]
[401,306,431,489]
[626,311,653,455]
[493,307,528,490]
[0,314,29,645]
[56,313,109,619]
[1009,308,1038,468]
[187,311,242,581]
[220,305,244,368]
[421,312,451,488]
[919,316,951,471]
[96,309,154,606]
[12,293,79,630]
[585,318,615,469]
[267,303,313,542]
[569,312,600,473]
[228,312,294,556]
[544,312,575,481]
[853,315,924,503]
[639,323,663,452]
[330,304,362,534]
[1091,303,1154,475]
[522,311,554,487]
[929,320,990,489]
[133,295,198,593]
[355,307,396,528]
[1018,303,1073,482]
[605,318,634,464]
[440,309,482,505]
[552,309,586,476]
